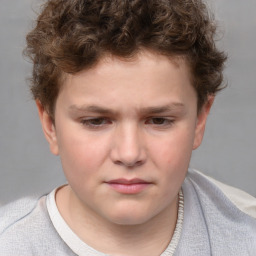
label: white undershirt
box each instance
[46,188,107,256]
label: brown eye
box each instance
[145,117,174,127]
[151,118,166,125]
[88,118,106,125]
[81,118,112,128]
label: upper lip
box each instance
[106,178,152,184]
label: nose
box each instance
[110,123,146,168]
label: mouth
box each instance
[105,178,152,194]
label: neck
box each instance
[56,185,179,256]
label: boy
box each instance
[0,0,255,255]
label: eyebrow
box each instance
[68,105,116,115]
[68,102,185,115]
[139,103,185,115]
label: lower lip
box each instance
[107,183,151,194]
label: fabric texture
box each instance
[0,169,256,256]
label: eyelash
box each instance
[145,117,174,127]
[80,118,112,128]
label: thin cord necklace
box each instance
[161,189,184,256]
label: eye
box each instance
[80,117,112,129]
[145,117,174,126]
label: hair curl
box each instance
[25,0,227,118]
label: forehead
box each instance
[57,50,196,112]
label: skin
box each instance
[37,51,213,256]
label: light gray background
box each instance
[0,0,255,205]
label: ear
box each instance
[193,96,214,150]
[36,100,59,155]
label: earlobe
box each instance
[193,96,214,150]
[36,100,59,155]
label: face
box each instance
[38,51,212,226]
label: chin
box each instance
[110,216,151,226]
[104,208,154,226]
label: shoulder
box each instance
[0,195,50,254]
[180,169,256,254]
[186,168,256,219]
[177,171,256,255]
[0,196,42,234]
[0,192,75,256]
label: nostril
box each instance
[133,160,144,167]
[114,160,123,166]
[114,159,145,168]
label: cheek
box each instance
[150,130,195,201]
[57,131,110,180]
[152,129,195,170]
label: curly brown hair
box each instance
[25,0,227,118]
